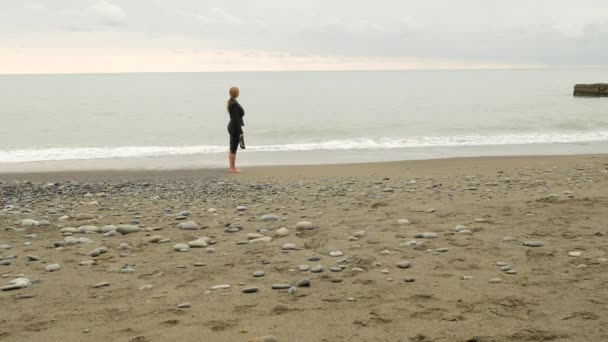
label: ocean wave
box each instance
[2,131,608,163]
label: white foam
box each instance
[1,131,608,163]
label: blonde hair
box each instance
[227,86,240,110]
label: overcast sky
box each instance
[1,0,607,73]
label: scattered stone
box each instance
[177,221,200,230]
[308,256,321,262]
[462,276,473,280]
[253,271,265,277]
[0,278,31,291]
[568,251,582,257]
[397,219,411,225]
[298,265,310,271]
[496,262,508,266]
[242,286,258,294]
[173,244,190,252]
[288,287,297,294]
[26,255,40,261]
[295,221,313,230]
[282,243,297,251]
[311,265,324,273]
[296,278,311,287]
[93,282,110,288]
[489,278,502,283]
[148,235,165,243]
[275,227,289,237]
[403,277,415,283]
[177,303,191,309]
[21,219,39,228]
[115,225,139,235]
[211,284,231,290]
[236,206,247,211]
[271,284,292,290]
[45,264,61,272]
[188,239,208,248]
[396,261,411,269]
[415,232,438,239]
[79,260,97,266]
[329,251,343,257]
[436,247,449,252]
[330,266,342,272]
[260,214,279,222]
[523,241,544,247]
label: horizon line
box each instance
[1,65,607,76]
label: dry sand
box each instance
[1,154,608,342]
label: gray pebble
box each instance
[311,265,324,273]
[0,260,11,266]
[271,284,292,290]
[330,266,342,272]
[308,256,321,261]
[436,248,449,252]
[288,287,297,294]
[298,265,310,271]
[396,261,411,269]
[403,277,416,283]
[93,282,110,288]
[296,278,311,287]
[45,264,61,272]
[496,262,508,266]
[177,303,191,308]
[242,286,258,294]
[253,271,266,277]
[523,241,544,247]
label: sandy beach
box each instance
[1,154,608,342]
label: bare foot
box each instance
[229,168,243,173]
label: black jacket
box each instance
[228,99,245,135]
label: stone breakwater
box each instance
[1,156,608,341]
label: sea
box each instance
[1,68,607,172]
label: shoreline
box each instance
[1,153,607,181]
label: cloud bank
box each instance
[0,0,606,73]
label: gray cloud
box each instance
[1,0,607,70]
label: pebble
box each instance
[436,248,449,252]
[139,284,153,290]
[173,244,190,252]
[454,224,467,232]
[116,225,140,235]
[271,284,292,290]
[568,251,582,257]
[260,214,279,222]
[147,235,165,243]
[177,221,200,230]
[236,206,247,211]
[250,236,273,243]
[0,278,31,291]
[275,227,289,237]
[211,284,231,290]
[26,255,40,261]
[308,256,321,261]
[506,270,517,274]
[598,258,608,262]
[253,271,265,277]
[194,262,206,267]
[21,219,39,228]
[462,275,473,280]
[311,265,324,273]
[329,251,343,257]
[79,260,97,266]
[296,278,311,287]
[496,262,508,266]
[396,261,411,269]
[416,232,438,239]
[188,239,208,248]
[242,286,258,294]
[0,260,11,266]
[281,243,297,250]
[330,266,342,272]
[500,266,511,271]
[403,277,416,283]
[295,221,313,230]
[397,219,411,225]
[523,241,544,247]
[257,336,277,342]
[177,303,191,309]
[298,265,310,271]
[489,278,502,283]
[93,282,110,288]
[45,264,61,272]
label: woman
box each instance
[227,86,245,173]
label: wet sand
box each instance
[1,154,608,342]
